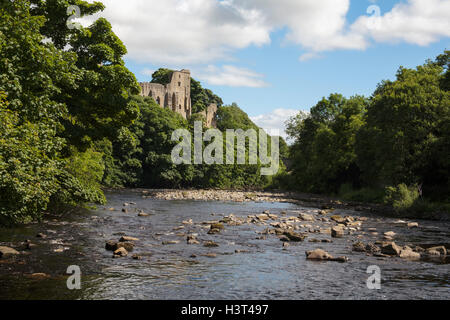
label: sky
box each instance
[82,0,450,139]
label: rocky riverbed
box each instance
[0,189,449,300]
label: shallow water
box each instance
[0,190,449,300]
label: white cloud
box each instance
[82,0,450,65]
[350,0,450,47]
[194,65,269,87]
[83,0,270,65]
[250,108,300,140]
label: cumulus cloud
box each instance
[82,0,450,66]
[194,65,269,87]
[350,0,450,47]
[83,0,270,65]
[250,108,300,140]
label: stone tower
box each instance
[139,69,192,119]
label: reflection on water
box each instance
[0,190,449,300]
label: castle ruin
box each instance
[139,69,217,127]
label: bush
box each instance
[384,184,420,212]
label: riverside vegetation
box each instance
[0,0,449,227]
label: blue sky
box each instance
[85,0,450,137]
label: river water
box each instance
[0,190,449,300]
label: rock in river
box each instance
[0,246,20,258]
[352,241,366,252]
[306,249,348,262]
[298,213,315,221]
[120,236,139,242]
[381,242,402,256]
[330,216,346,224]
[105,241,134,252]
[203,241,219,248]
[283,231,307,242]
[331,226,344,238]
[113,247,128,257]
[426,246,447,256]
[305,249,333,261]
[384,231,396,238]
[399,248,421,260]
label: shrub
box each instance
[384,184,420,212]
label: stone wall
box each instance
[139,69,192,119]
[139,69,218,127]
[200,104,218,128]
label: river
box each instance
[0,190,449,300]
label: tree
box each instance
[30,0,141,151]
[356,61,449,201]
[287,94,367,193]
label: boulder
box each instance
[330,216,346,224]
[365,243,381,254]
[352,241,366,252]
[0,246,20,258]
[113,247,128,257]
[331,226,344,238]
[283,231,307,242]
[120,236,139,242]
[187,239,200,245]
[330,256,349,263]
[138,212,150,217]
[399,248,421,260]
[298,213,315,222]
[116,242,134,252]
[384,231,396,238]
[426,246,447,256]
[256,214,270,221]
[208,228,221,235]
[36,233,47,239]
[203,241,219,248]
[407,222,419,228]
[105,240,118,251]
[305,249,333,261]
[381,242,402,256]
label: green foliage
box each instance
[101,98,278,190]
[0,0,138,225]
[216,103,258,131]
[356,59,449,200]
[287,94,367,193]
[191,78,223,113]
[285,51,449,215]
[151,68,174,85]
[0,92,62,225]
[53,148,106,208]
[384,184,420,212]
